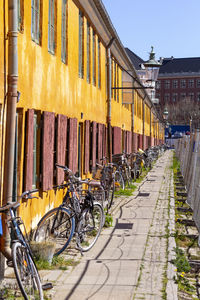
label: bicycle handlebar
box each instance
[0,201,20,213]
[21,189,39,200]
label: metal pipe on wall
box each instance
[1,0,18,260]
[106,38,115,162]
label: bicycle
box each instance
[112,152,132,187]
[0,190,44,300]
[34,165,104,255]
[90,159,115,212]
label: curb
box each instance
[167,168,178,300]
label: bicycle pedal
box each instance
[42,282,53,290]
[7,259,13,268]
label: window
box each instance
[180,93,186,100]
[79,10,84,78]
[196,79,200,88]
[48,0,56,54]
[92,30,96,85]
[97,38,101,88]
[172,80,178,89]
[31,0,41,44]
[172,93,178,102]
[164,80,170,89]
[61,0,67,63]
[164,94,170,102]
[24,110,41,191]
[188,92,194,100]
[32,113,38,188]
[180,79,186,88]
[18,0,24,32]
[197,92,200,101]
[188,79,194,88]
[87,22,91,82]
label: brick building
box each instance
[156,57,200,125]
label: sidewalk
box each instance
[39,150,177,300]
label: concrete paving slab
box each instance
[54,283,136,300]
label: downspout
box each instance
[131,84,134,152]
[150,106,152,147]
[106,37,115,162]
[142,97,146,150]
[1,0,18,260]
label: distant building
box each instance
[156,57,200,126]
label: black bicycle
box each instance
[0,190,44,300]
[34,165,104,255]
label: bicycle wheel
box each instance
[12,241,43,300]
[34,207,75,256]
[76,202,103,252]
[88,185,106,208]
[107,180,115,211]
[114,171,125,190]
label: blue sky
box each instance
[102,0,200,61]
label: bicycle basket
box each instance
[93,167,102,180]
[112,154,124,165]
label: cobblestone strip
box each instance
[133,152,173,300]
[166,166,178,300]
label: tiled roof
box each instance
[159,57,200,74]
[125,48,144,70]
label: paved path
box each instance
[2,150,177,300]
[39,150,177,300]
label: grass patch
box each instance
[104,213,113,227]
[114,188,133,196]
[35,255,79,271]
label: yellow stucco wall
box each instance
[0,0,164,232]
[144,104,150,137]
[134,91,143,134]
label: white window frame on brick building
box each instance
[164,93,170,102]
[172,93,178,102]
[164,80,170,89]
[180,93,186,100]
[180,79,186,88]
[196,79,200,88]
[188,79,194,88]
[172,80,178,89]
[188,92,194,101]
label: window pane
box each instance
[48,0,55,53]
[87,22,90,82]
[61,0,67,63]
[79,11,84,77]
[31,0,40,44]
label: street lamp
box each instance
[143,46,161,105]
[163,107,169,121]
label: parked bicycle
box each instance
[0,190,44,300]
[34,165,104,255]
[89,158,116,212]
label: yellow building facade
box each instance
[0,0,164,232]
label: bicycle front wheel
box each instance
[34,207,75,256]
[12,242,43,300]
[76,202,104,252]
